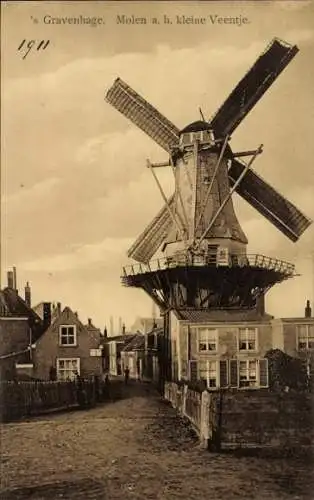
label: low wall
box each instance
[164,382,314,453]
[219,390,314,452]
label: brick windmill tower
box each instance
[106,38,312,383]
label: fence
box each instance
[0,378,123,423]
[164,381,314,453]
[164,381,220,449]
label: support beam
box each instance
[147,159,187,243]
[199,107,206,122]
[169,154,189,235]
[147,161,171,168]
[232,147,264,158]
[196,144,263,248]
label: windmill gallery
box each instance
[105,38,312,386]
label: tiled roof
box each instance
[174,309,273,323]
[0,288,32,317]
[122,334,145,352]
[0,288,44,341]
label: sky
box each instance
[1,0,314,330]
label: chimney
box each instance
[110,316,114,336]
[119,316,122,334]
[256,293,265,316]
[122,323,126,335]
[13,266,17,291]
[57,302,61,315]
[88,318,92,326]
[7,271,14,289]
[74,311,78,318]
[104,326,108,338]
[305,300,312,318]
[43,302,52,330]
[25,282,31,307]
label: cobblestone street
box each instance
[1,382,313,499]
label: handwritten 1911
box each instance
[18,40,50,59]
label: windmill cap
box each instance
[180,121,212,134]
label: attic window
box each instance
[59,325,77,346]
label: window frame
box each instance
[197,327,218,353]
[238,327,258,352]
[59,324,77,347]
[239,359,258,388]
[296,324,314,350]
[56,357,80,381]
[198,359,219,389]
[229,359,269,389]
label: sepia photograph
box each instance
[1,1,314,498]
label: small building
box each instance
[32,306,103,380]
[121,334,145,379]
[0,271,47,380]
[121,327,163,382]
[103,334,136,376]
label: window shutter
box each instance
[236,329,240,351]
[229,359,239,388]
[189,360,198,382]
[259,358,268,387]
[219,360,228,387]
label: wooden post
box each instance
[200,389,210,449]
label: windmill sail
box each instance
[105,78,180,152]
[127,195,175,263]
[229,159,312,242]
[209,38,298,136]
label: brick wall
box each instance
[0,318,30,380]
[217,390,314,451]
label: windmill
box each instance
[105,38,312,314]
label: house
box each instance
[103,333,136,376]
[169,298,314,390]
[121,334,145,379]
[271,302,314,381]
[170,300,272,390]
[32,305,103,380]
[121,327,163,382]
[0,270,47,380]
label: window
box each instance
[59,325,77,346]
[230,359,268,388]
[199,360,218,388]
[239,360,258,388]
[297,324,314,350]
[57,358,80,381]
[198,328,217,352]
[239,327,257,351]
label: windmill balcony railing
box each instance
[122,254,295,278]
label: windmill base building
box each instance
[106,38,312,390]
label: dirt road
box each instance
[1,382,312,499]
